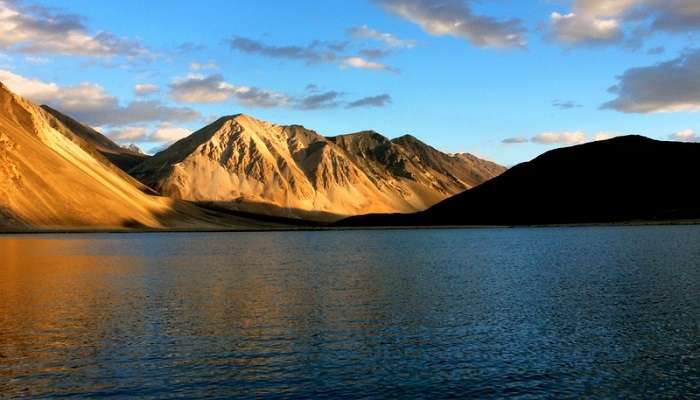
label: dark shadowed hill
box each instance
[339,135,700,226]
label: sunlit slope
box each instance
[0,82,232,230]
[131,114,505,220]
[41,105,148,172]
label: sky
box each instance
[1,0,700,165]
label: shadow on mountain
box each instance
[195,201,338,225]
[0,206,30,232]
[338,135,700,227]
[135,198,335,232]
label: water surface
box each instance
[1,227,699,398]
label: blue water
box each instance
[1,226,699,398]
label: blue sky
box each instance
[1,0,700,165]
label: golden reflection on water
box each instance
[0,237,144,395]
[0,233,409,397]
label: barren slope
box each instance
[41,105,149,172]
[0,82,269,230]
[132,114,505,220]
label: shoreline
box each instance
[2,219,700,235]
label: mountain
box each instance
[329,132,504,200]
[0,82,273,231]
[339,135,700,226]
[130,114,505,220]
[41,105,148,172]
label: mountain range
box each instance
[4,78,698,231]
[0,81,503,230]
[0,82,286,231]
[130,114,504,221]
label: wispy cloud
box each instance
[190,61,218,71]
[347,25,416,48]
[228,36,343,64]
[175,42,205,53]
[297,91,342,110]
[359,48,393,60]
[501,137,528,144]
[372,0,527,49]
[552,99,583,110]
[228,35,399,72]
[503,131,617,145]
[168,73,390,111]
[346,94,392,108]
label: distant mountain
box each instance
[41,105,148,171]
[339,135,700,226]
[329,132,503,201]
[130,114,504,221]
[0,82,270,231]
[122,144,144,154]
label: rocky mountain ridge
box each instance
[130,114,505,220]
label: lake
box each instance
[1,227,699,398]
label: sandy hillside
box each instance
[131,114,505,220]
[0,82,270,230]
[41,105,148,172]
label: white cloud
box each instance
[134,83,159,96]
[0,69,199,126]
[106,123,190,145]
[169,73,289,107]
[170,74,236,103]
[550,12,622,45]
[151,124,190,142]
[504,131,619,145]
[0,0,150,58]
[592,132,617,141]
[342,56,398,72]
[549,0,700,46]
[532,131,588,145]
[373,0,527,49]
[0,68,59,99]
[233,86,290,108]
[107,126,148,141]
[669,129,700,142]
